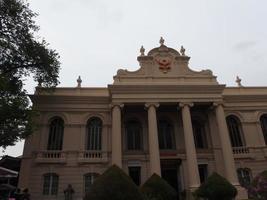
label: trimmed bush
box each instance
[83,165,143,200]
[248,170,267,200]
[141,173,177,200]
[193,172,237,200]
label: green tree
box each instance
[140,174,177,200]
[0,0,60,148]
[84,165,144,200]
[193,172,237,200]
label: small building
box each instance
[19,39,267,200]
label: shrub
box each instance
[83,165,143,200]
[193,172,237,200]
[140,173,177,200]
[248,170,267,200]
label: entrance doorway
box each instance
[161,159,181,200]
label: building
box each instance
[19,38,267,200]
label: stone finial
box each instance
[236,76,242,87]
[140,45,145,56]
[159,37,165,46]
[77,75,82,87]
[180,45,186,56]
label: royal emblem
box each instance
[155,57,172,73]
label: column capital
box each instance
[179,102,194,108]
[145,102,160,109]
[110,103,124,109]
[213,101,224,108]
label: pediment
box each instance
[113,38,218,85]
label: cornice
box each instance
[108,84,225,95]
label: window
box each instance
[47,117,64,150]
[125,120,142,150]
[84,173,99,193]
[260,114,267,145]
[237,168,252,188]
[128,167,141,186]
[226,115,245,147]
[198,164,208,183]
[43,173,59,195]
[192,120,208,149]
[158,120,175,150]
[87,117,102,150]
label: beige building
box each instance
[19,38,267,200]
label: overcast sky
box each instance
[1,0,267,157]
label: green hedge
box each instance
[141,173,177,200]
[83,165,143,200]
[194,172,237,200]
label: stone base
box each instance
[235,185,248,200]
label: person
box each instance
[64,184,75,200]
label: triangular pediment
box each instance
[113,38,218,85]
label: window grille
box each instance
[47,117,64,150]
[192,120,208,149]
[87,118,102,150]
[237,168,252,188]
[43,173,59,195]
[125,120,142,150]
[226,115,244,147]
[260,114,267,145]
[84,173,98,193]
[158,120,175,150]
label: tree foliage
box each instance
[193,172,237,200]
[140,173,177,200]
[84,165,143,200]
[0,0,60,148]
[248,170,267,200]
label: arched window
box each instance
[125,120,142,150]
[192,120,208,149]
[226,115,245,147]
[43,173,59,195]
[47,117,64,150]
[260,114,267,145]
[87,117,102,150]
[84,173,99,193]
[158,120,175,150]
[237,168,252,188]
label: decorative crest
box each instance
[159,37,165,46]
[180,46,186,56]
[140,45,145,56]
[236,76,242,87]
[77,75,82,87]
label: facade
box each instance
[19,38,267,200]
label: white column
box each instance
[180,102,200,189]
[145,103,161,176]
[111,104,123,167]
[214,103,239,185]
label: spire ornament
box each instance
[140,45,145,56]
[180,46,186,56]
[236,76,243,87]
[159,37,165,46]
[77,75,82,87]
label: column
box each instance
[180,102,200,189]
[111,104,123,167]
[214,103,239,185]
[145,103,161,176]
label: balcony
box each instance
[35,151,67,164]
[232,147,251,159]
[78,151,108,164]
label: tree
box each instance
[0,0,60,148]
[193,172,237,200]
[248,170,267,200]
[84,165,144,200]
[140,174,177,200]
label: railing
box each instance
[35,151,66,163]
[232,147,250,154]
[78,151,108,163]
